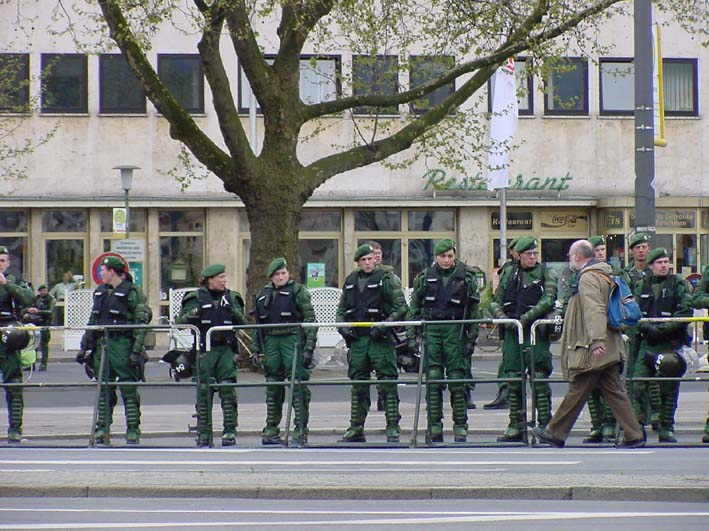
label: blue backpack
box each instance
[589,271,641,330]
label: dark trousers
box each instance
[545,363,644,442]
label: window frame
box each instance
[99,54,147,114]
[237,54,341,114]
[408,54,455,115]
[599,57,634,116]
[543,57,589,116]
[157,54,205,114]
[0,53,30,113]
[41,53,88,114]
[663,58,698,117]
[487,56,534,116]
[351,54,400,116]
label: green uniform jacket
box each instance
[0,274,34,320]
[691,265,709,309]
[336,269,408,324]
[634,273,692,346]
[251,279,317,354]
[489,262,558,328]
[24,294,56,324]
[407,261,480,340]
[176,288,248,332]
[81,281,151,354]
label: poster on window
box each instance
[113,208,127,238]
[307,263,325,288]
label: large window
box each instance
[599,58,634,115]
[352,55,399,115]
[544,57,588,116]
[409,55,454,114]
[488,57,533,116]
[238,55,340,113]
[42,210,87,288]
[41,54,88,113]
[355,209,456,287]
[0,53,30,112]
[158,54,204,113]
[599,57,698,116]
[0,210,28,279]
[159,210,204,298]
[663,59,698,116]
[99,54,146,113]
[298,210,341,288]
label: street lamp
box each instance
[113,165,139,240]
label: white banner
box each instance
[487,58,518,191]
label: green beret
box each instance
[629,232,652,249]
[514,236,539,253]
[354,244,374,262]
[433,238,456,256]
[589,236,605,248]
[508,238,520,251]
[200,263,225,279]
[102,256,126,272]
[267,257,287,277]
[647,247,669,264]
[0,245,8,255]
[38,284,47,291]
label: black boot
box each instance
[484,386,509,410]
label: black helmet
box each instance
[1,324,34,351]
[654,351,687,377]
[162,349,194,381]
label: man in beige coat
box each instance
[532,240,645,448]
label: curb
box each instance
[2,484,708,502]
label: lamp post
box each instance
[114,165,139,240]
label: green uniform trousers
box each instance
[263,333,310,437]
[93,336,141,436]
[1,343,23,435]
[198,344,238,439]
[632,341,680,430]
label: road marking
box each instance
[1,510,709,529]
[0,459,581,466]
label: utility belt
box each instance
[201,330,236,349]
[263,326,299,337]
[423,311,464,321]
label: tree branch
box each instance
[196,0,256,180]
[97,0,234,176]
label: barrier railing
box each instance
[3,316,706,447]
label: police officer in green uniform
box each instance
[582,236,626,443]
[337,244,408,443]
[624,232,662,431]
[484,237,519,410]
[690,264,709,443]
[489,236,558,442]
[252,258,317,446]
[22,284,55,371]
[0,246,34,443]
[408,239,480,443]
[633,247,691,443]
[78,256,150,445]
[177,264,247,447]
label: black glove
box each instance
[251,351,264,369]
[130,351,147,382]
[407,339,419,356]
[643,351,658,370]
[75,351,87,365]
[302,349,315,370]
[370,325,386,341]
[463,339,476,357]
[640,323,663,345]
[338,327,356,347]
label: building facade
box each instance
[1,5,707,318]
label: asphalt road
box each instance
[1,497,709,530]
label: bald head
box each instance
[568,240,594,271]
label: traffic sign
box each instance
[91,252,129,285]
